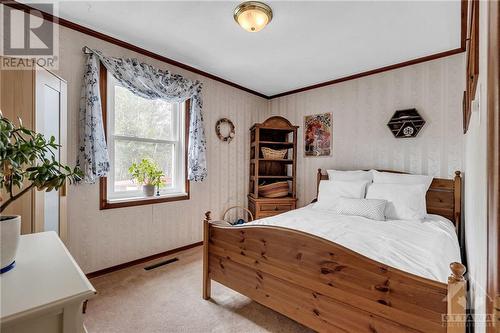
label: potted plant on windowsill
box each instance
[128,159,165,197]
[0,114,82,273]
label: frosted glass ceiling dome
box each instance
[234,1,273,33]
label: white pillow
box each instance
[372,170,433,192]
[327,169,373,182]
[334,197,387,221]
[366,183,427,220]
[316,180,369,211]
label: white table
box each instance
[1,232,96,333]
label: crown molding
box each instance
[270,48,465,99]
[0,0,269,99]
[2,0,467,100]
[270,0,467,99]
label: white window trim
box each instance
[105,73,187,202]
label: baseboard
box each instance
[86,241,203,279]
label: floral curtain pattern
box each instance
[78,48,207,183]
[77,53,110,183]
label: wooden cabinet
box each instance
[0,59,68,241]
[248,196,297,219]
[248,116,298,219]
[0,232,95,333]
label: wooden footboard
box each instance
[202,212,467,333]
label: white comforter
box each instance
[244,204,461,283]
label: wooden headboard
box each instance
[316,169,462,230]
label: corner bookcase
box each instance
[248,116,298,219]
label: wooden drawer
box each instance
[255,211,285,219]
[248,195,297,221]
[260,204,293,212]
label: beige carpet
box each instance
[84,246,312,333]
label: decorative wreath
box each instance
[215,118,235,143]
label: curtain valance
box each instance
[77,48,207,183]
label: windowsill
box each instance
[108,192,188,203]
[100,192,189,210]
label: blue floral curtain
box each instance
[77,48,207,183]
[78,53,109,183]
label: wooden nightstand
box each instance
[248,196,297,219]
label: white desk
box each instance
[1,232,96,333]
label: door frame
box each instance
[486,1,499,332]
[34,65,68,242]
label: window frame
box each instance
[99,64,190,210]
[106,75,185,200]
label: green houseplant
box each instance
[0,114,81,273]
[128,159,165,197]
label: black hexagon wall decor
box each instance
[387,108,425,138]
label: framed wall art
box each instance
[304,113,332,157]
[464,0,479,133]
[387,108,425,138]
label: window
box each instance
[100,68,189,209]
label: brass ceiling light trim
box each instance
[234,1,273,32]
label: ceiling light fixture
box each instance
[234,1,273,33]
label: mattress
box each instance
[243,204,461,283]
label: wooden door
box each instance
[0,59,35,234]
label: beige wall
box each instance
[270,54,465,207]
[31,17,466,275]
[8,7,489,330]
[462,1,489,332]
[54,26,268,273]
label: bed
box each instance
[202,169,466,333]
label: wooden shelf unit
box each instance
[251,159,294,164]
[248,116,298,219]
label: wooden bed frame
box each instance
[203,169,466,333]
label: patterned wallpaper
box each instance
[57,26,268,273]
[53,18,464,273]
[463,2,489,331]
[270,54,465,207]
